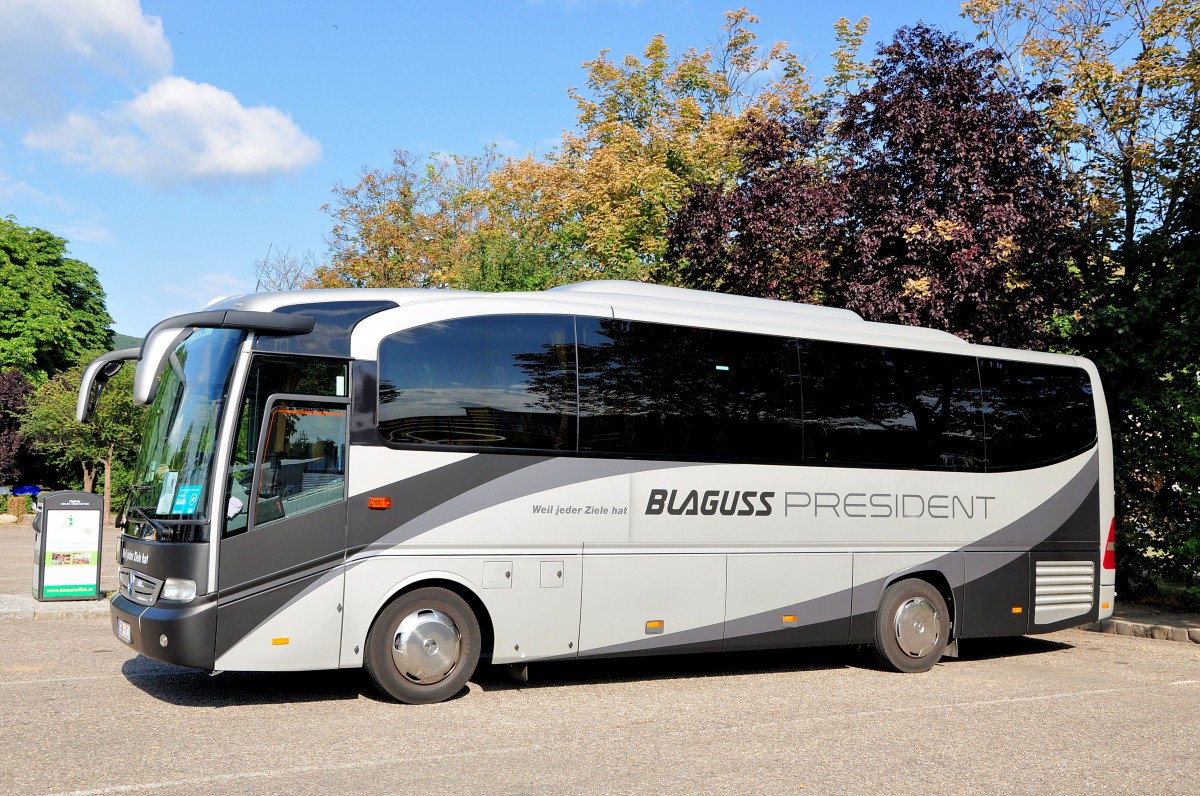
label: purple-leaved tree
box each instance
[832,24,1082,348]
[666,113,845,303]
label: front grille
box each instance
[1034,560,1095,625]
[118,567,162,606]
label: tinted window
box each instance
[577,319,803,461]
[251,401,346,527]
[378,315,576,450]
[980,359,1096,469]
[225,356,348,536]
[798,340,984,470]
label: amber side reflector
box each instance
[1102,602,1111,610]
[367,497,392,510]
[645,620,664,635]
[782,614,799,627]
[1012,607,1024,614]
[272,638,290,646]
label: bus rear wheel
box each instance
[365,587,481,704]
[871,578,949,673]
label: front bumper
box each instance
[110,591,218,670]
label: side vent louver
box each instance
[1034,560,1094,625]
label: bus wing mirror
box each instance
[76,348,140,422]
[133,310,315,405]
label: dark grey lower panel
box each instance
[578,636,724,660]
[722,616,851,652]
[961,552,1030,638]
[111,592,218,671]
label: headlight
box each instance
[161,578,197,602]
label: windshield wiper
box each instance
[123,496,167,540]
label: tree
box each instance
[314,10,809,293]
[546,8,806,283]
[963,0,1200,598]
[831,25,1082,348]
[964,0,1200,260]
[314,148,502,289]
[0,217,113,382]
[0,369,31,483]
[1095,180,1200,595]
[666,113,845,302]
[253,246,319,291]
[22,366,145,520]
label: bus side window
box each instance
[979,360,1096,470]
[797,339,985,471]
[251,402,347,527]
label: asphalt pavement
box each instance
[3,608,1199,795]
[2,520,1199,795]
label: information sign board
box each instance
[32,491,104,601]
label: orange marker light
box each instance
[782,614,799,627]
[272,637,290,646]
[1012,606,1024,614]
[645,620,664,635]
[367,497,392,510]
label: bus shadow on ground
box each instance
[472,644,867,696]
[121,656,365,707]
[471,636,1073,696]
[951,635,1073,663]
[120,645,859,707]
[121,636,1073,707]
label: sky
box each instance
[1,0,978,337]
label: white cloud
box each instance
[60,220,116,244]
[160,271,251,302]
[25,76,322,184]
[485,135,521,154]
[0,170,66,207]
[4,0,320,186]
[0,0,171,123]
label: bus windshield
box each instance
[126,327,244,538]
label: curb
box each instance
[1082,618,1200,645]
[0,593,112,621]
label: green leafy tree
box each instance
[0,369,31,484]
[314,148,502,289]
[1096,182,1200,596]
[0,217,113,382]
[22,366,145,520]
[546,8,806,283]
[964,0,1200,597]
[964,0,1200,257]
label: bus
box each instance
[78,281,1115,704]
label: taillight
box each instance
[1102,517,1116,570]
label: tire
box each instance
[871,578,950,673]
[364,587,481,704]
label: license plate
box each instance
[116,617,132,644]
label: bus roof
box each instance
[206,280,968,347]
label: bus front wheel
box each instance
[871,578,949,673]
[365,587,481,704]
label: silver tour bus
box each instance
[78,281,1115,704]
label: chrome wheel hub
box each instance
[894,596,940,658]
[391,608,462,684]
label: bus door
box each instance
[214,395,350,671]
